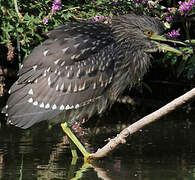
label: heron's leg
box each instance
[61,122,91,159]
[69,138,78,158]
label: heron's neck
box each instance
[109,43,151,100]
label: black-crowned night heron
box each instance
[2,14,184,159]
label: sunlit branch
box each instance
[90,88,195,159]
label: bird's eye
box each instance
[144,31,154,37]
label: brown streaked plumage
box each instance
[3,14,166,128]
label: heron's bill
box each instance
[150,35,186,55]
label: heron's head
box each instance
[112,14,185,55]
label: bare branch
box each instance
[90,88,195,159]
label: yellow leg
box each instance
[69,139,78,158]
[61,122,91,160]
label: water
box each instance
[0,102,195,180]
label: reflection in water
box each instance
[0,154,3,179]
[0,106,195,179]
[35,136,112,180]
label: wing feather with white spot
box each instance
[3,21,116,129]
[19,21,113,76]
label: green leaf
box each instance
[17,27,23,33]
[170,56,178,65]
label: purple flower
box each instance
[168,29,180,38]
[52,0,62,12]
[133,0,147,5]
[81,118,86,124]
[112,2,119,6]
[115,9,121,13]
[104,17,111,24]
[43,18,49,24]
[168,7,172,12]
[81,131,85,136]
[52,5,61,11]
[97,15,104,21]
[178,0,195,16]
[166,15,173,22]
[178,1,183,5]
[92,15,104,22]
[92,17,99,22]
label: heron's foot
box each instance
[61,122,92,160]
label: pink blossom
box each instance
[167,8,172,12]
[178,0,195,16]
[166,15,173,22]
[92,15,104,22]
[82,118,86,124]
[52,0,62,12]
[93,17,99,22]
[168,29,180,38]
[133,0,147,5]
[43,18,49,24]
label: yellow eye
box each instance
[144,31,154,37]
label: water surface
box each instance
[0,102,195,180]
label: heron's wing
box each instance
[19,21,113,76]
[4,21,116,129]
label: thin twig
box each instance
[90,88,195,159]
[62,6,80,12]
[13,0,22,69]
[13,0,19,15]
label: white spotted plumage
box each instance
[54,59,61,65]
[28,89,33,95]
[43,50,49,56]
[28,98,33,103]
[62,47,69,53]
[59,105,65,110]
[39,102,44,108]
[52,104,57,110]
[45,103,50,109]
[33,101,38,106]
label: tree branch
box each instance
[90,88,195,159]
